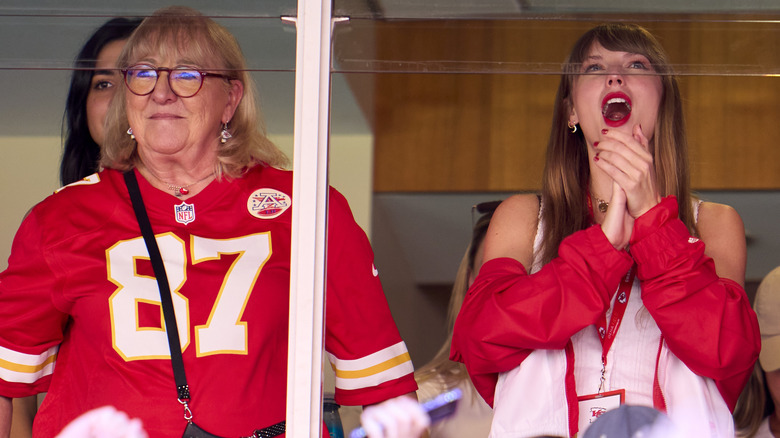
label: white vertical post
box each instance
[286,0,332,436]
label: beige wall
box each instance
[0,134,374,271]
[0,137,63,270]
[271,133,374,237]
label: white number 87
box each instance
[107,232,271,361]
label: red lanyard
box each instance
[595,264,636,393]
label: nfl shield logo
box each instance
[174,201,195,225]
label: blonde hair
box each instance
[734,363,773,438]
[102,6,288,177]
[540,23,696,264]
[415,212,493,397]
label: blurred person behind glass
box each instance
[61,17,142,186]
[735,266,780,437]
[414,202,499,437]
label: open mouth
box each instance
[602,98,631,122]
[601,93,632,127]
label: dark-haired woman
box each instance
[60,17,142,186]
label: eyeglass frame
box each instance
[471,200,502,228]
[122,64,234,98]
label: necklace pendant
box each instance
[179,187,189,196]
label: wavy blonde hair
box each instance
[101,6,288,177]
[540,23,695,264]
[734,363,773,438]
[415,211,494,398]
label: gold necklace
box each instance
[144,167,215,197]
[592,195,609,213]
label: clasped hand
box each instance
[594,124,661,250]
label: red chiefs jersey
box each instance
[0,165,416,437]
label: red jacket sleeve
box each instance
[450,224,634,405]
[629,196,760,411]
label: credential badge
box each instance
[248,188,291,219]
[174,201,195,225]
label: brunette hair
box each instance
[540,23,695,264]
[60,17,142,186]
[102,6,288,177]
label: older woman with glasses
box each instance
[0,6,418,438]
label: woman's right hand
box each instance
[600,181,633,250]
[359,396,429,438]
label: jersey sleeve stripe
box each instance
[334,352,411,379]
[327,341,410,371]
[332,361,414,391]
[327,341,414,391]
[0,345,58,384]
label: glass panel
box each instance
[335,0,780,19]
[333,17,780,75]
[0,11,296,137]
[0,1,305,435]
[0,1,296,17]
[327,2,780,382]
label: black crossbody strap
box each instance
[123,170,285,438]
[124,170,191,401]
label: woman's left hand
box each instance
[595,124,661,219]
[359,396,430,438]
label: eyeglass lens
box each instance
[125,66,204,98]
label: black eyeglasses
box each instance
[123,64,233,98]
[471,200,502,228]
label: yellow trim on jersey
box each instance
[333,352,412,379]
[0,345,58,384]
[54,173,101,193]
[0,355,56,374]
[328,341,414,391]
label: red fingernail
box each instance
[601,129,608,134]
[593,141,599,147]
[594,154,600,161]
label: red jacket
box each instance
[450,196,760,412]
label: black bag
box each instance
[182,420,287,438]
[183,421,224,438]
